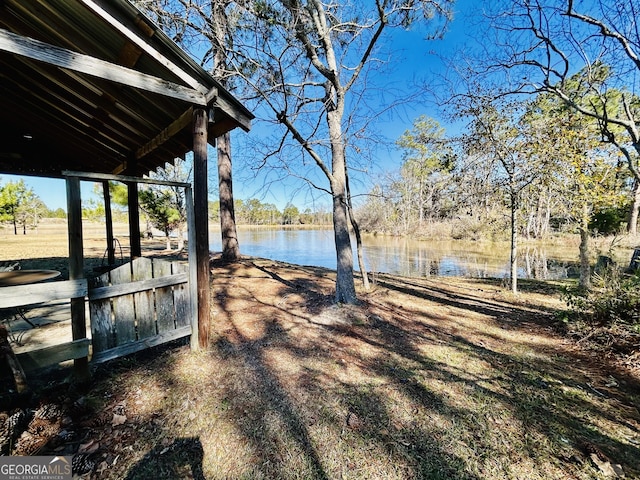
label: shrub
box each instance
[562,267,640,328]
[588,206,627,235]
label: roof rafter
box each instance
[79,0,209,93]
[0,28,207,105]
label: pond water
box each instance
[209,227,614,280]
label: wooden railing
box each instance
[0,279,90,371]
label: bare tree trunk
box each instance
[218,132,240,261]
[534,194,544,238]
[333,189,357,304]
[627,179,640,235]
[177,225,185,251]
[510,192,518,294]
[345,163,369,291]
[329,111,357,304]
[211,1,240,262]
[579,204,591,289]
[543,197,551,238]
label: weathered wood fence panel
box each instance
[0,280,87,309]
[133,258,155,339]
[111,265,136,345]
[88,257,190,364]
[3,280,90,372]
[155,260,175,332]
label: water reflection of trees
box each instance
[236,231,583,281]
[363,239,578,280]
[519,247,579,280]
[521,247,549,279]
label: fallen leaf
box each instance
[78,440,99,454]
[590,453,620,478]
[346,412,363,430]
[111,414,127,426]
[96,461,109,474]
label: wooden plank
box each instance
[88,272,115,354]
[174,261,190,328]
[0,28,207,105]
[128,183,142,259]
[174,282,190,327]
[17,339,91,372]
[90,326,191,364]
[186,185,198,349]
[89,297,114,354]
[78,0,208,93]
[133,258,155,339]
[89,280,115,353]
[193,108,210,349]
[154,260,176,333]
[101,260,132,279]
[0,280,87,309]
[211,94,252,132]
[110,263,136,345]
[136,107,194,160]
[62,170,191,188]
[66,176,90,381]
[88,273,188,300]
[102,181,116,266]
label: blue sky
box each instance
[224,0,478,210]
[1,0,478,213]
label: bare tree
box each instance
[136,0,244,260]
[459,97,543,293]
[484,0,640,233]
[230,0,453,303]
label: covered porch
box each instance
[0,0,253,383]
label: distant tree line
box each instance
[1,177,332,239]
[0,179,59,234]
[209,199,332,226]
[356,87,636,244]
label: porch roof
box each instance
[0,0,253,179]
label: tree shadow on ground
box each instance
[38,258,639,479]
[123,437,205,480]
[208,261,640,478]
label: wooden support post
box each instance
[193,108,210,349]
[66,176,90,382]
[102,180,115,265]
[127,182,142,259]
[186,186,198,349]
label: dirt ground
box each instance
[2,229,640,478]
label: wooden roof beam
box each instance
[79,0,208,93]
[0,28,207,105]
[209,95,252,132]
[136,107,193,160]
